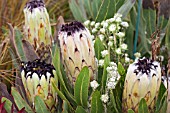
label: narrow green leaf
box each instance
[155,83,166,111]
[117,62,125,75]
[91,0,102,19]
[165,18,170,55]
[62,100,69,113]
[159,96,167,113]
[69,0,87,22]
[14,29,26,61]
[107,91,119,113]
[74,67,90,107]
[91,90,104,113]
[75,106,87,113]
[95,0,110,22]
[128,109,135,113]
[117,0,136,18]
[1,97,12,113]
[52,44,76,105]
[138,98,149,113]
[11,87,34,113]
[52,81,74,111]
[101,55,110,92]
[94,38,105,60]
[34,96,50,113]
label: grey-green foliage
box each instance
[69,0,125,22]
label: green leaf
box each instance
[101,55,110,92]
[74,67,90,107]
[165,18,170,55]
[14,29,27,61]
[107,90,119,113]
[34,96,50,113]
[62,101,69,113]
[143,9,156,39]
[11,87,34,113]
[69,0,87,22]
[158,96,167,113]
[95,0,111,22]
[117,0,136,18]
[91,90,104,113]
[52,81,74,112]
[75,106,87,113]
[138,98,149,113]
[52,44,76,106]
[125,23,134,57]
[91,0,102,19]
[94,38,105,60]
[128,109,135,113]
[155,83,167,112]
[1,97,12,113]
[117,62,125,75]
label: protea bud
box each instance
[58,21,97,85]
[23,0,52,49]
[20,59,56,111]
[122,58,161,112]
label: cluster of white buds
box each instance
[84,13,129,64]
[124,53,130,63]
[106,62,120,89]
[101,93,109,103]
[134,52,141,59]
[90,80,99,90]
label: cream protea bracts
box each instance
[20,59,56,111]
[24,0,52,49]
[122,58,161,112]
[58,21,97,85]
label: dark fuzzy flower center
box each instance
[60,21,85,35]
[21,59,55,79]
[25,0,45,12]
[134,58,158,75]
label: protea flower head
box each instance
[58,21,97,85]
[20,59,56,111]
[23,0,52,49]
[122,58,161,112]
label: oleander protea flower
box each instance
[20,59,56,111]
[122,58,161,112]
[24,0,52,49]
[58,21,97,85]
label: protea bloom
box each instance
[122,58,161,112]
[58,21,97,85]
[20,59,56,111]
[23,0,52,49]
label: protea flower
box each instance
[122,58,161,112]
[23,0,52,49]
[58,21,97,85]
[20,59,56,111]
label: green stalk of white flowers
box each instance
[58,21,97,85]
[20,59,57,112]
[23,0,52,50]
[122,58,161,112]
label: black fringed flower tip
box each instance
[21,59,55,79]
[134,58,158,75]
[60,21,85,35]
[25,0,45,12]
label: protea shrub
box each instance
[122,58,161,112]
[20,59,57,111]
[58,21,97,85]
